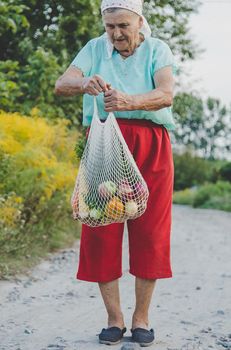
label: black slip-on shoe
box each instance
[131,328,155,347]
[99,326,127,345]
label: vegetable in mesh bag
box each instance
[71,98,149,227]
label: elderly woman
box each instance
[55,0,175,347]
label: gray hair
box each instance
[102,7,139,17]
[103,7,121,14]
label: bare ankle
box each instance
[108,311,125,328]
[132,312,149,329]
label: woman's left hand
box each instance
[104,89,132,112]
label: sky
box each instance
[181,0,231,107]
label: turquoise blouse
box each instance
[71,34,176,130]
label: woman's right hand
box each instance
[81,75,111,95]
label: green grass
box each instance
[173,181,231,212]
[0,218,81,279]
[173,188,196,205]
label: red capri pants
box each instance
[76,118,174,282]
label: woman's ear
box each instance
[139,15,143,29]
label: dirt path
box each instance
[0,205,231,350]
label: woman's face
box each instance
[103,9,143,55]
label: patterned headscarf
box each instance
[101,0,152,58]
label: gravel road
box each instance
[0,205,231,350]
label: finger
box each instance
[106,83,112,91]
[104,90,113,97]
[88,86,100,96]
[91,80,103,92]
[92,89,100,96]
[95,76,107,92]
[104,106,117,112]
[104,101,116,109]
[104,95,114,103]
[104,99,115,106]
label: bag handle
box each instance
[93,96,114,124]
[93,96,99,120]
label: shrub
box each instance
[173,152,214,191]
[173,181,231,212]
[219,162,231,182]
[201,194,231,211]
[173,188,196,205]
[193,181,231,210]
[0,110,80,277]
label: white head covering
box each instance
[101,0,152,58]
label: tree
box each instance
[0,1,103,124]
[173,93,231,160]
[144,0,200,61]
[200,98,230,159]
[0,0,200,125]
[0,1,29,39]
[0,0,101,63]
[1,0,199,63]
[173,151,213,191]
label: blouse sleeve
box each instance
[152,40,177,76]
[71,41,92,77]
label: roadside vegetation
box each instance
[0,111,81,278]
[173,153,231,212]
[0,0,230,278]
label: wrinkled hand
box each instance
[104,89,131,112]
[82,75,111,96]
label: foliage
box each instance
[0,0,101,63]
[193,181,231,211]
[0,110,80,277]
[0,51,83,124]
[173,94,231,160]
[173,188,195,206]
[173,151,216,191]
[0,60,21,109]
[0,1,29,38]
[218,162,231,183]
[144,0,200,61]
[74,132,87,161]
[173,181,231,212]
[0,0,101,124]
[0,0,200,125]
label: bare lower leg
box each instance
[132,277,157,330]
[98,279,125,329]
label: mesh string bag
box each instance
[71,97,149,227]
